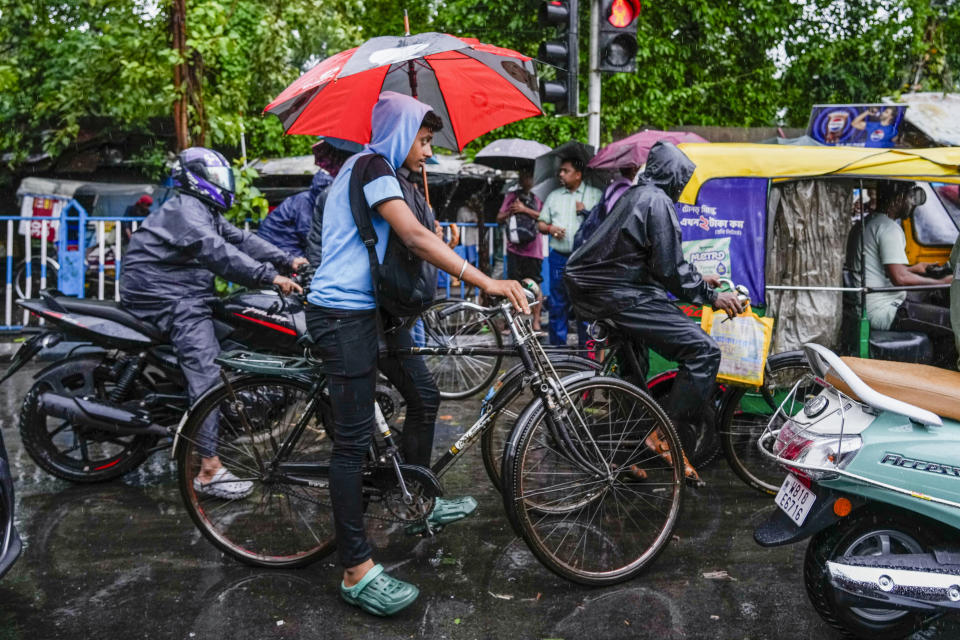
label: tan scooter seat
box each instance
[826,357,960,423]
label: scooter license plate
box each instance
[774,474,816,526]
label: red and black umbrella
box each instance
[264,32,543,151]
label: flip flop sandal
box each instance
[644,430,703,486]
[340,564,419,617]
[404,496,478,536]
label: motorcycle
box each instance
[1,285,310,483]
[754,342,960,639]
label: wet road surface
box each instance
[1,363,957,640]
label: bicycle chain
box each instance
[273,478,432,527]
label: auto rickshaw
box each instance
[668,143,960,493]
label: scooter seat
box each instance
[827,356,960,423]
[52,297,163,342]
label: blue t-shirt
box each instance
[863,121,896,148]
[307,155,404,309]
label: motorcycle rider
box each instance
[120,147,305,499]
[565,141,743,483]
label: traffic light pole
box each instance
[587,0,601,149]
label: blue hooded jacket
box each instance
[256,170,332,258]
[307,91,431,310]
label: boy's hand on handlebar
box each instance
[483,279,530,315]
[713,291,744,317]
[290,256,310,272]
[273,275,303,296]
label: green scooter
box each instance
[754,342,960,640]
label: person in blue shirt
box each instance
[256,169,332,258]
[306,91,527,617]
[852,106,899,148]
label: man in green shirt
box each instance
[538,157,601,345]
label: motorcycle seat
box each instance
[52,297,163,342]
[827,356,960,423]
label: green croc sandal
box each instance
[340,564,419,617]
[405,496,478,536]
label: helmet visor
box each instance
[204,165,236,193]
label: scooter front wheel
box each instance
[804,509,938,640]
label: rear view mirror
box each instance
[907,185,927,207]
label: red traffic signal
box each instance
[606,0,641,28]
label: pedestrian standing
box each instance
[537,157,601,346]
[498,167,544,332]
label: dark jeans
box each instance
[609,297,721,431]
[306,307,441,568]
[306,307,379,569]
[379,325,440,468]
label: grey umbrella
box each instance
[474,138,552,171]
[532,140,610,202]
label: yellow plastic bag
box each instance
[700,306,774,386]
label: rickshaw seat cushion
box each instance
[868,330,932,364]
[827,355,960,422]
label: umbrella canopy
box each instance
[532,141,610,202]
[588,130,709,170]
[474,137,551,171]
[264,32,543,151]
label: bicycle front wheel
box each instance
[420,298,504,399]
[176,375,336,568]
[718,350,812,495]
[502,376,684,586]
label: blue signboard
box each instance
[675,177,768,305]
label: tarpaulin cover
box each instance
[675,177,767,304]
[765,180,853,353]
[676,143,960,205]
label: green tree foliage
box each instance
[1,0,959,183]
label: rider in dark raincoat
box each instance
[565,141,743,480]
[120,147,305,498]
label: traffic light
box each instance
[538,0,579,116]
[598,0,640,73]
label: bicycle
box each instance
[175,294,686,585]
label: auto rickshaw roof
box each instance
[676,143,960,204]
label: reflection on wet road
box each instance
[1,364,956,639]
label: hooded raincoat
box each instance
[565,142,717,321]
[565,142,721,462]
[120,193,293,455]
[257,170,333,258]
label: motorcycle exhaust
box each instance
[828,553,960,612]
[38,393,169,437]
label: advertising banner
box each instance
[807,104,906,148]
[676,177,767,304]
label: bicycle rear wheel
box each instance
[718,351,812,495]
[502,376,684,586]
[420,298,504,399]
[176,375,335,568]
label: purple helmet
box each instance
[171,147,236,211]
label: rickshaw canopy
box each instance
[677,144,960,204]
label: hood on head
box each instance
[367,91,432,170]
[309,169,333,197]
[642,142,695,201]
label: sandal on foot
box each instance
[192,467,254,500]
[404,496,478,535]
[340,564,419,616]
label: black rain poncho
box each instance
[564,142,717,321]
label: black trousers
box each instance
[306,307,441,568]
[609,297,721,429]
[378,325,440,468]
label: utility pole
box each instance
[587,0,601,149]
[172,0,188,152]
